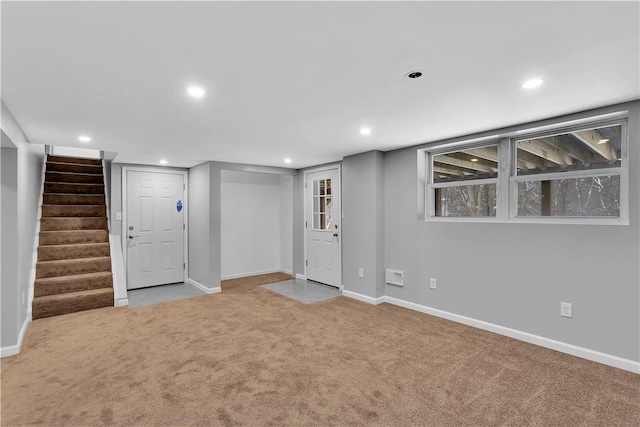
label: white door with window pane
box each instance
[126,170,185,289]
[305,167,341,288]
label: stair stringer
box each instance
[27,152,48,319]
[103,159,129,307]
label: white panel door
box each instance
[306,168,341,287]
[126,170,184,289]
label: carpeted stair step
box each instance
[36,256,112,279]
[42,204,106,218]
[40,217,107,231]
[47,155,102,166]
[38,242,111,261]
[32,155,114,319]
[43,193,105,205]
[32,288,114,319]
[46,162,103,175]
[34,271,113,297]
[46,171,104,184]
[40,229,109,245]
[44,182,105,194]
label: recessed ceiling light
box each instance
[360,128,371,135]
[522,78,543,89]
[159,159,168,165]
[78,135,91,143]
[598,138,610,145]
[284,158,292,164]
[187,86,205,98]
[470,158,479,162]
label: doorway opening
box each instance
[220,170,293,286]
[122,167,188,291]
[303,165,342,289]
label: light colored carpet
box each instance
[1,273,638,426]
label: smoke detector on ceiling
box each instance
[405,70,423,79]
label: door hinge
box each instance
[305,260,308,266]
[305,182,307,189]
[183,223,185,230]
[183,262,186,269]
[305,221,307,228]
[184,184,186,190]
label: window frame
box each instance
[424,115,629,225]
[426,141,504,221]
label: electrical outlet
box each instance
[561,302,573,318]
[358,268,364,278]
[116,212,122,221]
[430,278,437,289]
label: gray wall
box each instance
[109,163,122,236]
[1,101,45,351]
[342,151,385,297]
[380,101,639,362]
[220,171,293,278]
[188,161,296,290]
[103,159,112,226]
[279,175,294,274]
[292,170,305,276]
[188,162,214,286]
[1,142,19,347]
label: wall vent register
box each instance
[385,269,404,287]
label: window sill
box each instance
[424,216,629,226]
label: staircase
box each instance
[33,155,114,319]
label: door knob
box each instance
[128,235,140,239]
[333,233,339,237]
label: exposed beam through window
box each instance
[572,130,618,161]
[434,155,497,173]
[518,139,573,166]
[433,165,464,176]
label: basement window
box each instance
[430,144,499,217]
[513,124,624,218]
[425,117,628,224]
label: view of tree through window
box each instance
[517,176,620,217]
[436,184,497,217]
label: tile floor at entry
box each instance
[127,278,341,308]
[127,282,206,308]
[261,279,341,304]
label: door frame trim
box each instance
[121,166,189,287]
[302,163,342,289]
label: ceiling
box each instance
[2,1,639,169]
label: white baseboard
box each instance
[295,274,307,281]
[342,290,385,305]
[281,269,293,276]
[109,234,128,302]
[1,314,31,358]
[381,296,640,374]
[115,298,129,307]
[186,278,221,294]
